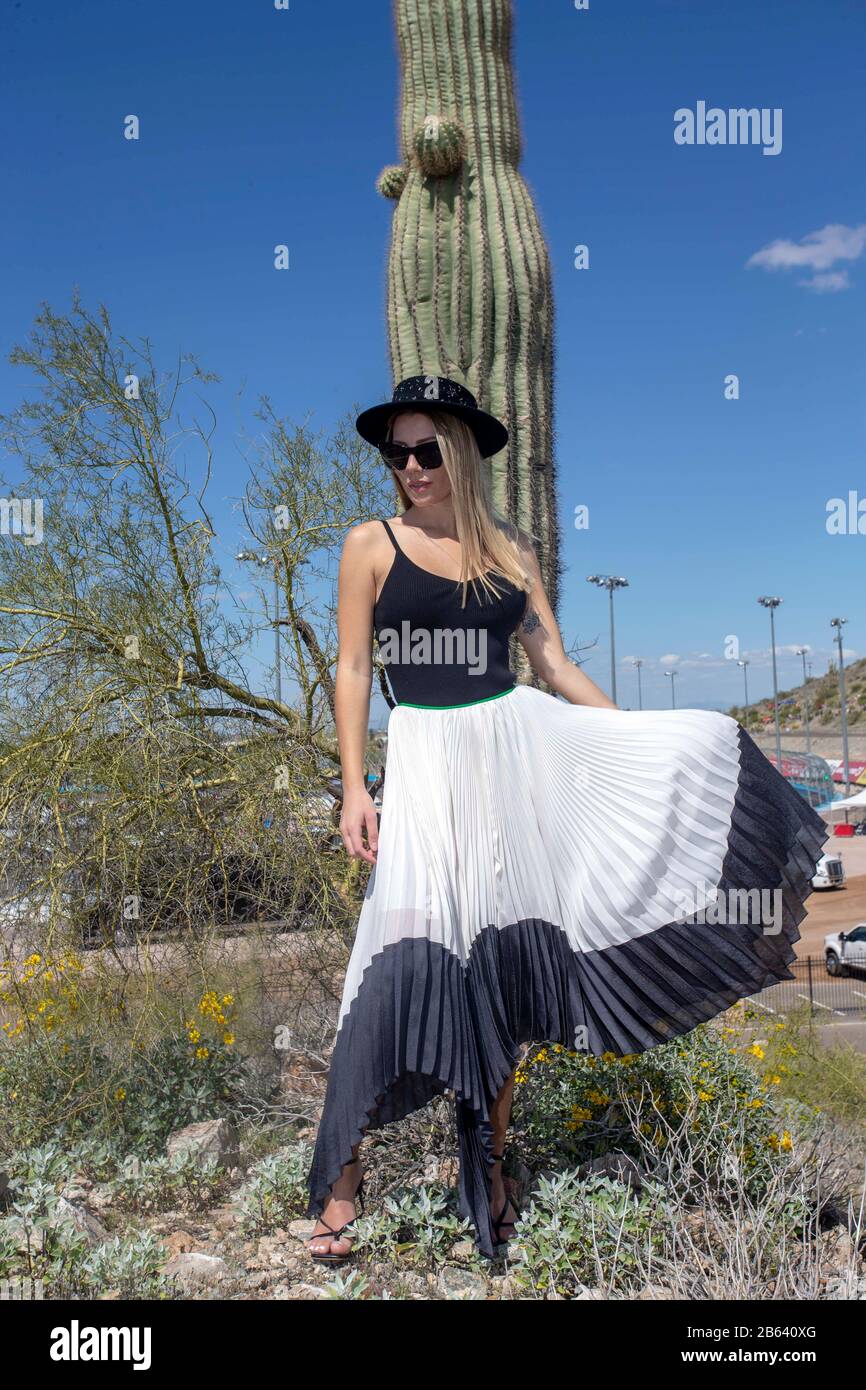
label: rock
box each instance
[636,1283,676,1300]
[161,1252,229,1288]
[572,1284,607,1300]
[437,1266,488,1300]
[819,1226,855,1265]
[5,1195,107,1252]
[161,1230,196,1257]
[509,1157,533,1196]
[86,1184,114,1212]
[449,1240,477,1260]
[577,1151,646,1190]
[166,1118,239,1171]
[61,1175,92,1203]
[56,1195,109,1246]
[210,1206,240,1231]
[488,1273,525,1299]
[288,1219,318,1239]
[283,1281,327,1300]
[257,1236,291,1268]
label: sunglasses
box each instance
[379,439,444,471]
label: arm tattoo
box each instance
[521,607,542,636]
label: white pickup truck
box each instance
[824,924,866,976]
[811,853,846,890]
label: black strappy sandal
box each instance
[490,1150,522,1246]
[307,1172,366,1265]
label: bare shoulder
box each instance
[340,520,392,595]
[342,519,388,561]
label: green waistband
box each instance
[396,686,517,711]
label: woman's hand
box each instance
[340,785,379,864]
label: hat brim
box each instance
[355,400,508,459]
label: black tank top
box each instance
[373,519,528,708]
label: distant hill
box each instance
[727,656,866,734]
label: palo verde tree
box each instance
[0,294,391,965]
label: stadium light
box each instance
[586,575,630,704]
[758,596,783,768]
[830,619,850,793]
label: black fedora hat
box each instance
[356,374,509,459]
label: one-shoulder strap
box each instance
[381,518,400,552]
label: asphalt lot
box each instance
[795,833,866,956]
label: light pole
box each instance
[737,658,750,712]
[796,646,812,757]
[237,550,283,706]
[758,596,783,768]
[633,658,643,711]
[830,618,850,794]
[664,669,678,709]
[587,575,629,705]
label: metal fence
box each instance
[751,956,866,1017]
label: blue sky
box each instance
[2,0,864,716]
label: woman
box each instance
[305,374,827,1263]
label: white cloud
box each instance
[798,270,850,293]
[749,224,864,296]
[747,222,866,277]
[659,653,680,665]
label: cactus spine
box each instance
[380,0,561,618]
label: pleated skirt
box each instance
[305,684,828,1256]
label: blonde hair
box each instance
[385,408,535,609]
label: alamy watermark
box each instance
[675,102,782,157]
[826,490,866,535]
[378,623,488,675]
[0,496,43,545]
[50,1320,151,1370]
[1,1277,44,1300]
[670,879,783,934]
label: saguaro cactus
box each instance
[377,0,561,617]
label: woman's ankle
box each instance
[329,1156,362,1201]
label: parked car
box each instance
[824,923,866,977]
[811,854,846,890]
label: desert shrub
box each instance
[238,1142,314,1234]
[511,1022,804,1204]
[108,1152,229,1215]
[80,1231,172,1299]
[0,1175,170,1298]
[508,1170,665,1295]
[0,982,269,1158]
[348,1183,472,1268]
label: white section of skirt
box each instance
[336,685,742,1028]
